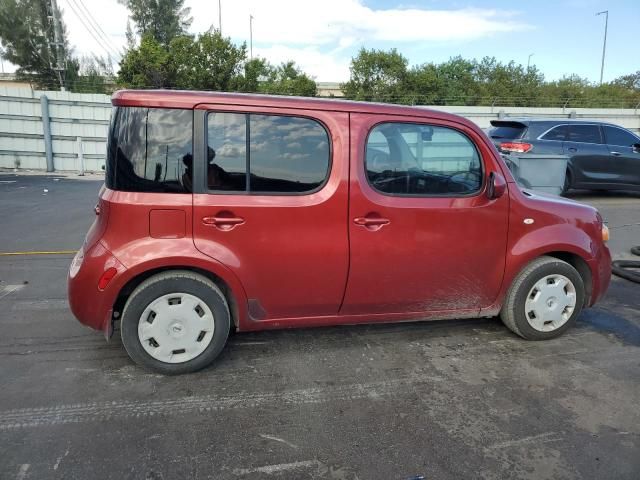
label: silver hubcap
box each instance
[138,293,215,363]
[524,274,577,332]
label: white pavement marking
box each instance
[486,431,563,450]
[0,377,419,430]
[0,284,25,300]
[16,464,30,480]
[259,434,299,449]
[53,449,69,470]
[0,180,17,184]
[233,460,321,475]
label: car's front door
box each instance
[563,124,611,187]
[603,125,640,188]
[340,113,509,316]
[192,105,349,320]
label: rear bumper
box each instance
[67,242,126,334]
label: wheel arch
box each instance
[112,262,245,331]
[543,251,593,307]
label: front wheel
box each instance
[500,257,585,340]
[121,270,230,374]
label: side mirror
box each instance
[487,171,507,200]
[633,143,640,153]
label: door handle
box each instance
[202,214,245,230]
[354,216,390,230]
[567,147,577,152]
[611,151,622,156]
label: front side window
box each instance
[106,107,193,193]
[567,125,602,144]
[206,112,330,194]
[603,126,639,147]
[366,123,482,196]
[541,125,568,141]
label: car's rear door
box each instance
[191,104,349,320]
[603,125,640,187]
[563,124,611,187]
[340,113,509,316]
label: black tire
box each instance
[561,169,572,195]
[500,256,585,340]
[120,270,230,375]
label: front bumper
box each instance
[589,244,612,306]
[68,242,126,334]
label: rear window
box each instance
[106,107,193,193]
[488,121,527,140]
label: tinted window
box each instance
[106,107,192,193]
[604,126,639,147]
[207,112,247,192]
[541,125,568,141]
[366,123,482,196]
[488,121,526,140]
[206,113,330,193]
[567,125,602,144]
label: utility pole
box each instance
[596,10,608,85]
[47,0,65,90]
[218,0,222,34]
[249,15,254,59]
[527,53,534,69]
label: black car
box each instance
[487,118,640,193]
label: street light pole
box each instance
[596,10,608,85]
[527,53,534,69]
[218,0,222,34]
[249,15,254,59]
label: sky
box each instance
[2,0,639,83]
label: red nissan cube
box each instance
[68,90,612,374]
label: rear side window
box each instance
[603,126,639,147]
[567,125,602,144]
[488,122,527,140]
[106,107,193,193]
[541,125,568,141]
[206,112,330,194]
[366,123,482,196]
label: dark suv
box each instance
[488,119,640,193]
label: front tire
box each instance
[500,257,584,340]
[121,270,230,374]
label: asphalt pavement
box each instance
[0,173,639,480]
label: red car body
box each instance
[68,90,611,339]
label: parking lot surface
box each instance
[1,173,639,480]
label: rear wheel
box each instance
[561,169,572,195]
[501,257,584,340]
[121,270,230,374]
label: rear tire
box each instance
[500,257,584,340]
[121,270,230,375]
[561,169,572,195]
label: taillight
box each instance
[500,142,533,153]
[98,267,117,290]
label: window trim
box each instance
[364,121,485,198]
[602,124,640,147]
[204,110,333,196]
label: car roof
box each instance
[111,90,467,124]
[492,117,620,127]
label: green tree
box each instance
[341,48,409,102]
[0,0,72,90]
[118,0,192,46]
[259,61,317,97]
[169,31,245,90]
[117,34,172,88]
[66,56,114,94]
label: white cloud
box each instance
[3,0,528,81]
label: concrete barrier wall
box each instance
[1,87,639,172]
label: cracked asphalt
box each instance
[0,173,639,480]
